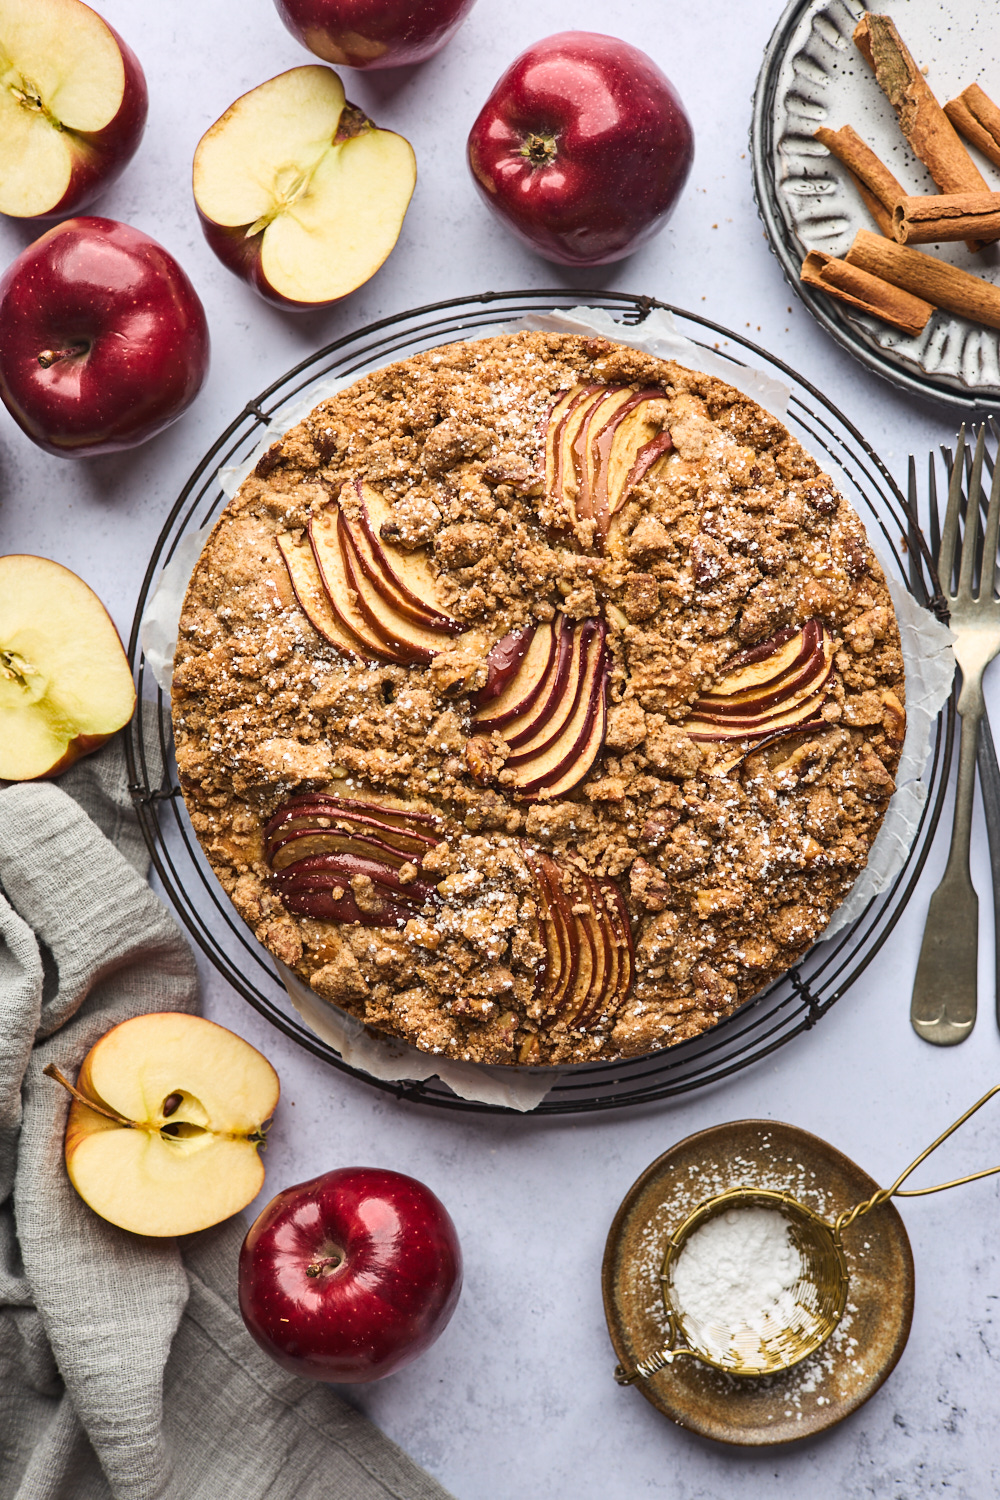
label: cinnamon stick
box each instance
[813,124,905,237]
[845,228,1000,331]
[800,250,934,335]
[854,14,992,249]
[893,191,1000,244]
[945,84,1000,173]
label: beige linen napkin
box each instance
[0,729,455,1500]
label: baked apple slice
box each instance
[266,792,440,860]
[543,385,600,505]
[526,852,575,1017]
[543,382,672,542]
[506,620,609,798]
[683,621,836,743]
[272,852,437,925]
[353,483,460,634]
[472,625,538,710]
[307,506,406,661]
[0,555,135,780]
[473,617,567,737]
[192,65,416,310]
[266,792,441,926]
[275,530,376,660]
[524,852,635,1031]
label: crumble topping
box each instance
[172,332,905,1066]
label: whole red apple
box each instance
[274,0,477,69]
[467,32,694,266]
[0,0,148,219]
[238,1166,462,1383]
[0,218,210,457]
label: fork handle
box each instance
[911,688,981,1046]
[976,711,1000,1031]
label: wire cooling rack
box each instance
[125,290,953,1115]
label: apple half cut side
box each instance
[53,1012,279,1237]
[683,620,836,743]
[192,65,416,310]
[0,554,135,780]
[0,0,148,218]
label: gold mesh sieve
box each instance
[615,1085,1000,1383]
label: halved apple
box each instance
[266,792,441,925]
[0,554,135,781]
[192,65,416,310]
[50,1013,279,1237]
[0,0,148,219]
[682,620,836,744]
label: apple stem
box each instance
[305,1254,343,1278]
[521,133,558,167]
[37,343,89,369]
[42,1064,135,1128]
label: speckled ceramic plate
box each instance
[602,1120,914,1445]
[752,0,1000,412]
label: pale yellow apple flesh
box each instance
[193,64,416,305]
[0,0,127,216]
[0,555,136,781]
[59,1013,281,1238]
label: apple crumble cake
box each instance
[172,331,906,1066]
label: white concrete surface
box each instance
[2,2,998,1496]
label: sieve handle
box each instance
[835,1084,1000,1235]
[613,1311,698,1384]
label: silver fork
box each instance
[911,426,1000,1045]
[909,439,1000,1035]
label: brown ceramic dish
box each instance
[602,1118,914,1445]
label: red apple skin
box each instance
[25,21,149,220]
[195,209,317,313]
[0,218,210,457]
[467,32,694,267]
[239,1167,463,1383]
[274,0,477,70]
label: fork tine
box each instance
[939,425,967,593]
[906,455,927,602]
[981,438,1000,601]
[958,426,986,600]
[929,451,941,555]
